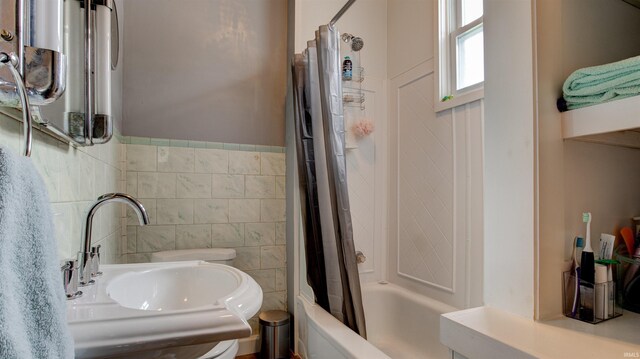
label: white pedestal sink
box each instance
[66,261,263,359]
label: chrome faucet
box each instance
[78,193,149,286]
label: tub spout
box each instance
[78,193,149,286]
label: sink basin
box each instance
[107,265,242,311]
[67,261,262,359]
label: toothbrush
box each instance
[571,236,581,317]
[580,212,595,321]
[583,213,592,253]
[581,213,594,281]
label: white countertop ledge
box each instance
[440,306,640,359]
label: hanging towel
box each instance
[0,147,74,359]
[562,55,640,110]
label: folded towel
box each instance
[562,55,640,110]
[0,147,74,358]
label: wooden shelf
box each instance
[561,95,640,149]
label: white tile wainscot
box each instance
[125,142,287,331]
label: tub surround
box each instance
[124,138,287,331]
[441,307,640,359]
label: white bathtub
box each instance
[297,282,457,359]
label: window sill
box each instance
[435,87,484,113]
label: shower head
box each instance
[351,37,364,51]
[341,33,364,52]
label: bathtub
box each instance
[297,281,457,359]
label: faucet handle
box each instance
[90,245,103,277]
[78,250,95,287]
[62,259,83,300]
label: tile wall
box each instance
[123,138,287,331]
[0,112,126,264]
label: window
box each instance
[437,0,484,110]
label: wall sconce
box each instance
[0,0,67,107]
[78,0,114,145]
[0,0,66,156]
[67,0,114,145]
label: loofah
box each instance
[351,119,375,137]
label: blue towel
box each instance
[0,147,74,358]
[562,55,640,110]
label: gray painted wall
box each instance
[123,0,287,146]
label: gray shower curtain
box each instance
[292,52,330,311]
[292,25,367,338]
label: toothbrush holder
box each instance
[562,271,622,324]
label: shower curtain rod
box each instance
[329,0,356,27]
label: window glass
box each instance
[438,0,484,106]
[456,26,484,90]
[461,0,483,26]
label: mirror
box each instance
[36,0,117,145]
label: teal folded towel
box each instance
[0,147,74,358]
[563,55,640,110]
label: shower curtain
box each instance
[292,25,367,338]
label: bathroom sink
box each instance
[67,261,262,359]
[107,264,242,311]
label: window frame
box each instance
[435,0,484,112]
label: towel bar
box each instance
[0,52,32,157]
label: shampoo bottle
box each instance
[342,56,352,81]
